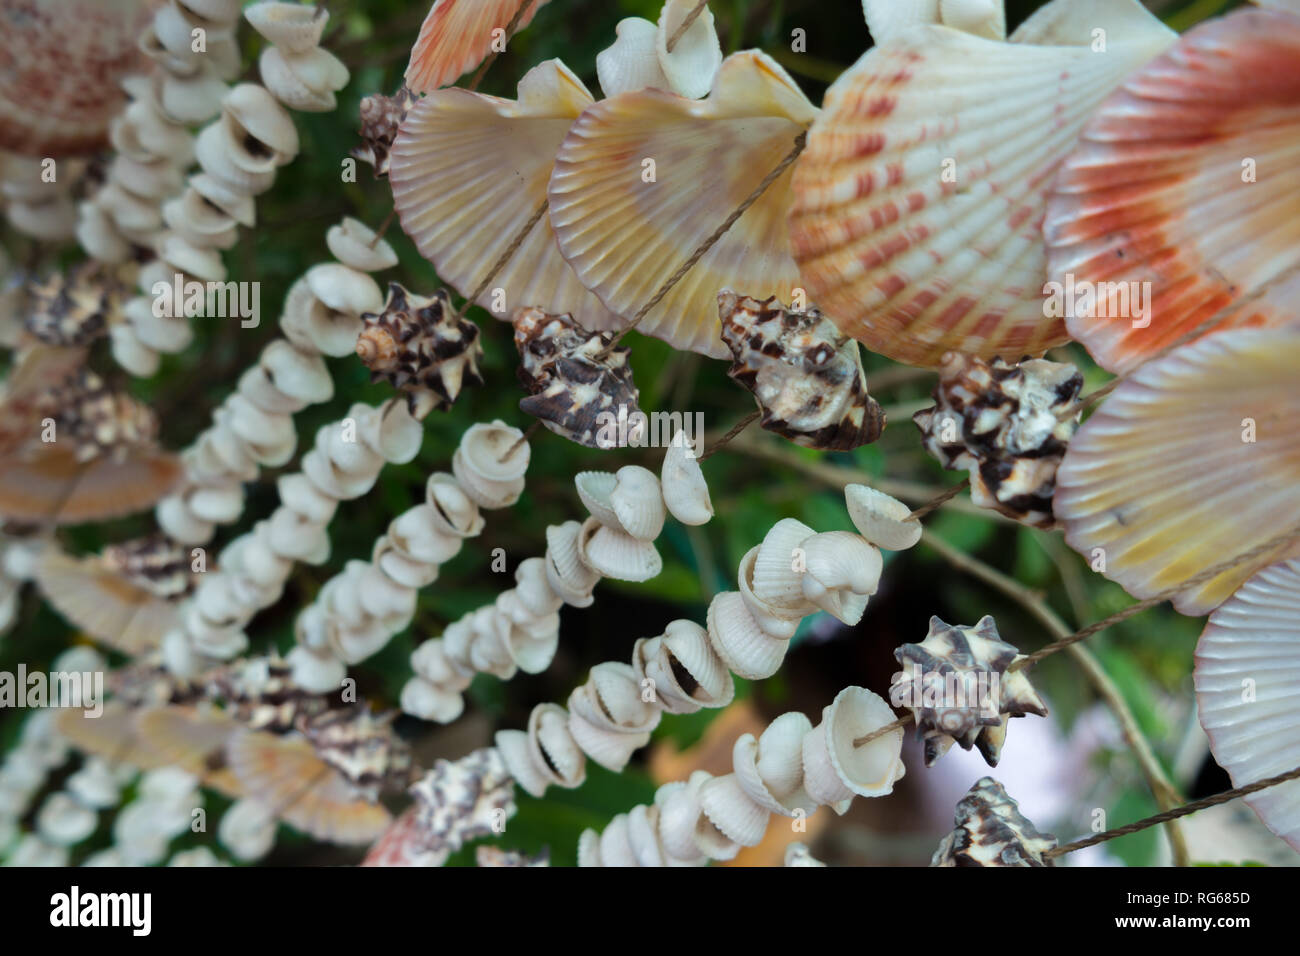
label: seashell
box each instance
[76,203,131,264]
[282,278,362,358]
[597,814,640,867]
[1045,8,1300,374]
[1055,327,1300,616]
[221,83,301,166]
[244,1,329,54]
[190,173,257,228]
[1194,558,1300,851]
[279,472,337,525]
[424,472,484,539]
[513,307,642,447]
[750,518,817,612]
[719,291,884,450]
[390,61,619,331]
[610,466,666,541]
[178,0,244,24]
[404,0,553,93]
[109,153,183,201]
[597,17,669,98]
[787,0,1177,368]
[893,615,1047,767]
[514,557,562,617]
[549,51,818,358]
[661,429,712,526]
[259,339,332,404]
[624,803,663,867]
[530,703,586,789]
[784,842,824,866]
[157,494,216,544]
[932,777,1056,866]
[575,471,621,527]
[822,686,906,799]
[156,234,226,282]
[0,0,156,156]
[306,263,384,317]
[844,484,921,551]
[387,506,461,567]
[940,0,1005,39]
[735,546,800,640]
[38,793,99,846]
[402,675,463,724]
[576,828,602,867]
[698,773,769,847]
[157,66,228,126]
[754,712,817,808]
[915,353,1083,529]
[656,0,723,99]
[707,591,789,680]
[651,778,703,864]
[164,195,238,249]
[186,483,243,523]
[502,605,560,675]
[544,520,601,606]
[375,538,439,591]
[258,46,338,112]
[861,0,939,44]
[195,123,276,196]
[566,710,645,773]
[800,531,881,624]
[327,217,398,273]
[24,262,119,348]
[639,619,734,713]
[577,518,662,583]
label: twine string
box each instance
[467,0,540,91]
[666,1,710,52]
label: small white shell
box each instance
[755,712,818,808]
[258,46,348,113]
[190,172,257,227]
[545,520,601,607]
[824,686,905,798]
[157,494,215,545]
[611,466,666,541]
[157,67,228,126]
[800,531,881,624]
[260,340,333,404]
[845,484,921,551]
[305,263,384,317]
[698,773,769,847]
[388,506,461,566]
[326,217,398,272]
[514,557,563,617]
[37,793,98,846]
[376,537,439,590]
[661,430,712,525]
[244,1,330,53]
[597,17,669,98]
[221,83,300,165]
[750,518,817,612]
[567,710,648,773]
[707,591,789,680]
[575,471,621,526]
[637,619,734,714]
[736,546,803,640]
[578,518,662,582]
[657,0,723,100]
[940,0,1005,38]
[529,703,586,788]
[195,123,275,196]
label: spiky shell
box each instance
[931,777,1057,866]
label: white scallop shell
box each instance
[707,591,789,680]
[698,773,769,847]
[610,466,666,541]
[597,17,669,98]
[845,483,921,551]
[801,531,881,624]
[823,686,906,798]
[861,0,939,44]
[578,519,662,583]
[736,545,802,640]
[750,518,817,612]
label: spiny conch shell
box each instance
[352,86,417,180]
[597,18,670,97]
[225,729,392,845]
[0,0,157,156]
[405,0,552,93]
[635,619,734,715]
[892,615,1047,767]
[1045,8,1300,375]
[327,217,398,273]
[33,542,184,656]
[661,430,712,526]
[25,263,122,348]
[358,284,484,420]
[719,291,885,450]
[931,777,1057,866]
[845,484,921,551]
[549,51,817,358]
[914,352,1082,529]
[244,1,329,54]
[788,0,1177,368]
[451,420,530,509]
[390,60,620,331]
[578,518,662,583]
[513,306,643,448]
[800,531,881,624]
[1194,558,1300,851]
[1055,327,1300,617]
[299,707,413,802]
[259,45,348,113]
[708,590,790,681]
[656,0,722,99]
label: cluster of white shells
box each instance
[401,433,714,723]
[489,483,920,814]
[108,1,346,377]
[80,767,205,867]
[0,152,87,241]
[156,216,396,547]
[217,797,279,862]
[294,421,532,695]
[0,710,73,865]
[162,395,423,680]
[75,0,244,362]
[0,534,44,638]
[577,685,905,866]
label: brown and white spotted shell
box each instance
[357,283,484,419]
[513,306,642,449]
[298,706,413,802]
[932,777,1057,867]
[206,654,330,733]
[49,368,159,462]
[718,290,884,451]
[352,86,417,179]
[914,352,1082,528]
[102,533,194,599]
[25,263,125,348]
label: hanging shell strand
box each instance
[401,433,713,723]
[576,685,905,866]
[294,420,532,694]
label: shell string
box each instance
[598,131,809,358]
[905,479,969,521]
[1044,763,1300,859]
[666,1,710,52]
[699,409,761,461]
[852,520,1300,749]
[467,0,541,92]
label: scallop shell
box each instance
[548,51,818,358]
[698,773,769,847]
[787,0,1177,368]
[244,1,329,54]
[637,618,734,714]
[1045,8,1300,374]
[405,0,552,93]
[800,531,881,624]
[597,17,669,98]
[1194,558,1300,851]
[656,0,723,100]
[707,591,789,681]
[750,517,816,612]
[939,0,1004,39]
[544,520,601,606]
[609,466,666,541]
[861,0,939,44]
[0,0,157,156]
[577,518,662,583]
[753,711,817,808]
[845,483,921,551]
[1055,327,1300,616]
[735,545,801,640]
[390,60,620,331]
